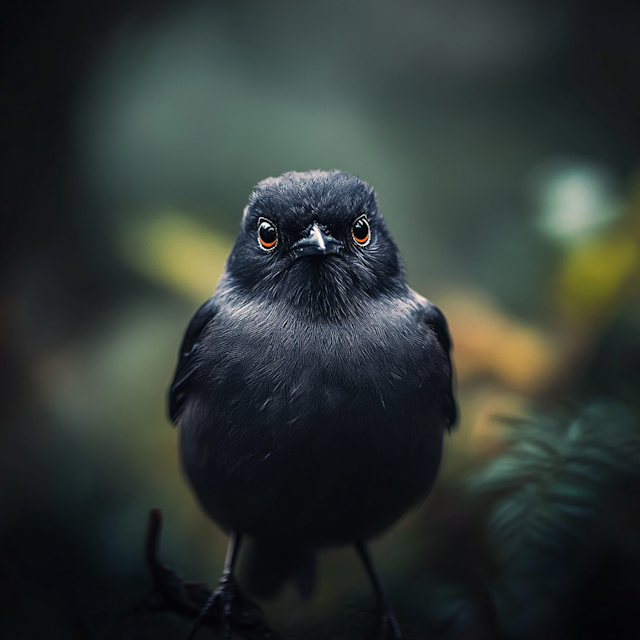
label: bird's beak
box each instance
[290,223,343,260]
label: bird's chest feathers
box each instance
[199,300,426,430]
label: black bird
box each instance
[169,170,456,639]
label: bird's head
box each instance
[224,171,406,318]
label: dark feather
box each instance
[241,540,317,600]
[421,302,452,354]
[168,298,217,423]
[421,301,457,429]
[170,171,456,604]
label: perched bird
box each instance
[169,170,456,639]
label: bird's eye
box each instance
[258,218,278,250]
[351,215,371,246]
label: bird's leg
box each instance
[187,532,274,640]
[355,541,402,640]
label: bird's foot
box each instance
[125,510,275,640]
[365,599,402,640]
[190,573,274,640]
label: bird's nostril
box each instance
[291,224,342,259]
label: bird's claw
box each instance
[196,574,274,640]
[365,601,402,640]
[126,510,275,640]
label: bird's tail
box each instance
[241,539,317,600]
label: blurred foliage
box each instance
[469,403,640,638]
[556,232,639,320]
[118,210,234,301]
[553,173,640,327]
[442,293,559,396]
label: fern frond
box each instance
[470,402,640,563]
[467,401,640,637]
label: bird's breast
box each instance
[180,297,445,543]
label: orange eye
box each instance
[351,215,370,246]
[258,218,278,250]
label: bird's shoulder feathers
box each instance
[413,292,457,430]
[168,297,218,424]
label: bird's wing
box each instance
[168,298,218,424]
[420,300,458,430]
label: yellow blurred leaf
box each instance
[555,233,640,321]
[118,210,234,301]
[442,293,559,396]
